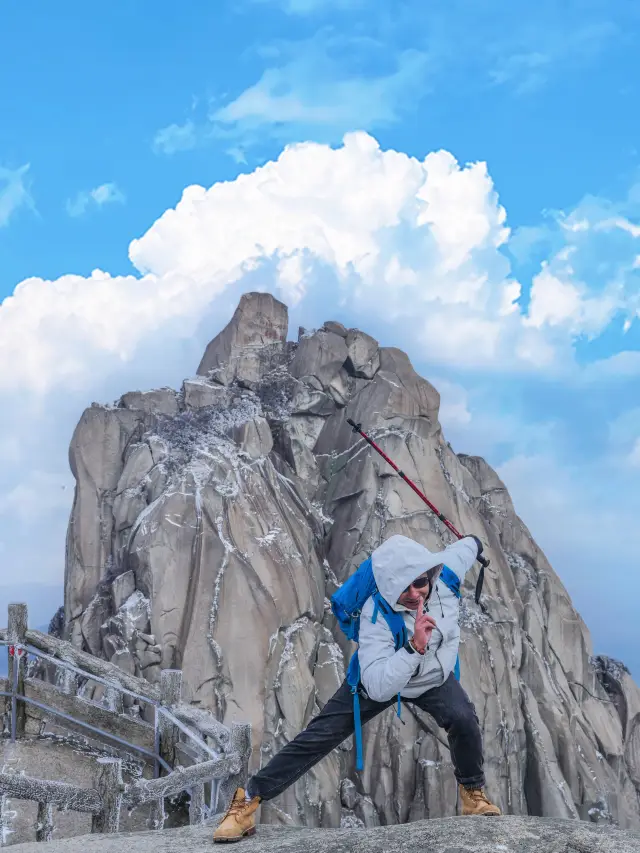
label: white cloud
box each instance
[0,163,34,227]
[0,131,637,589]
[153,120,198,155]
[525,263,619,335]
[66,183,125,218]
[431,380,472,428]
[211,46,429,144]
[580,350,640,383]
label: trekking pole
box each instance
[346,418,489,604]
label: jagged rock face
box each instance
[64,292,640,831]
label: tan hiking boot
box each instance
[459,785,501,816]
[213,788,261,843]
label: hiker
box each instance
[214,533,500,843]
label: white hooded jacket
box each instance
[358,535,480,703]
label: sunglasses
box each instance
[402,575,432,595]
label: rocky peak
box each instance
[64,292,640,833]
[197,291,289,389]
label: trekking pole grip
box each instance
[478,555,490,569]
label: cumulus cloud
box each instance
[0,163,34,227]
[66,183,125,218]
[0,132,638,611]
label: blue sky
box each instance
[1,1,639,675]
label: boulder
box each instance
[197,292,289,389]
[344,328,380,379]
[119,388,179,416]
[182,378,229,409]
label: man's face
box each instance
[397,572,432,610]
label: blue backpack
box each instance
[330,558,461,771]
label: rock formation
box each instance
[63,292,640,830]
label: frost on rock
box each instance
[152,395,263,469]
[594,655,630,683]
[340,809,365,829]
[273,618,310,690]
[458,598,490,633]
[506,552,538,589]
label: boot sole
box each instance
[213,827,257,844]
[461,810,501,816]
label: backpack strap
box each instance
[440,565,461,598]
[349,593,408,770]
[371,592,407,727]
[439,565,462,681]
[346,653,365,770]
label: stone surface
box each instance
[119,389,179,417]
[182,379,228,410]
[344,329,380,380]
[322,321,348,338]
[197,292,289,389]
[0,736,151,847]
[63,292,640,833]
[8,816,640,852]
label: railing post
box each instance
[35,802,54,842]
[216,722,252,814]
[0,794,9,846]
[8,603,27,739]
[91,758,123,834]
[60,667,78,697]
[147,797,165,831]
[159,670,182,768]
[189,783,206,825]
[104,685,123,714]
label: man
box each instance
[214,534,500,843]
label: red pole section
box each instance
[346,419,490,576]
[350,423,464,539]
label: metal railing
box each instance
[0,603,251,839]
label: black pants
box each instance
[247,673,484,801]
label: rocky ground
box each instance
[61,291,640,830]
[9,816,640,853]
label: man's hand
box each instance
[411,596,436,654]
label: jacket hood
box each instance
[371,534,446,609]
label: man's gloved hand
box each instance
[469,535,484,557]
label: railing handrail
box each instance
[0,688,172,773]
[0,602,251,838]
[0,771,104,814]
[124,754,240,806]
[19,641,159,705]
[5,628,162,702]
[1,639,225,767]
[0,750,243,833]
